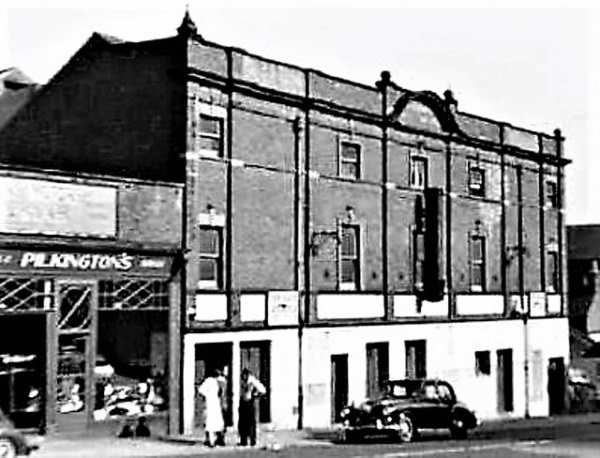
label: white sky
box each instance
[0,0,597,224]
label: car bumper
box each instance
[338,420,401,432]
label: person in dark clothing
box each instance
[238,368,266,447]
[135,416,151,438]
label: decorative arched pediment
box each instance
[389,91,461,135]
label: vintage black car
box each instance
[339,379,479,442]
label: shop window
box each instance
[475,351,491,376]
[198,114,224,156]
[199,226,223,289]
[339,141,361,180]
[546,251,559,293]
[0,278,51,311]
[469,235,486,292]
[410,155,428,190]
[546,180,558,208]
[99,280,169,309]
[468,165,486,197]
[340,224,360,290]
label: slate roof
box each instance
[0,67,39,130]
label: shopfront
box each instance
[0,248,176,434]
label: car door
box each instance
[434,382,454,428]
[412,381,447,429]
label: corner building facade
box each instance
[0,13,570,435]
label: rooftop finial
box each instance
[177,4,198,38]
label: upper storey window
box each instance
[545,180,558,208]
[339,141,361,180]
[198,114,224,156]
[468,165,486,198]
[410,155,428,190]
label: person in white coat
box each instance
[198,369,224,447]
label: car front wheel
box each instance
[397,415,415,443]
[450,417,468,440]
[0,438,17,458]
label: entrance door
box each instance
[240,341,270,423]
[548,357,566,415]
[497,349,514,413]
[331,354,348,424]
[366,342,389,398]
[55,281,96,432]
[195,343,233,430]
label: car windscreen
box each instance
[386,382,421,398]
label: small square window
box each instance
[475,351,491,376]
[410,156,428,190]
[198,115,223,156]
[546,181,558,208]
[468,165,486,197]
[340,141,361,180]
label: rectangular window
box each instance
[405,340,427,379]
[199,226,223,289]
[198,115,224,156]
[546,250,559,293]
[340,141,361,180]
[413,230,425,290]
[469,235,486,292]
[468,165,486,197]
[475,351,491,376]
[340,224,360,290]
[546,180,558,208]
[366,343,389,398]
[410,156,428,190]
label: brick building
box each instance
[0,11,569,435]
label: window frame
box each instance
[410,154,428,190]
[546,249,559,293]
[339,223,361,291]
[475,350,491,376]
[412,227,426,292]
[545,179,558,209]
[339,140,362,180]
[468,164,486,198]
[198,114,224,157]
[469,234,486,292]
[198,225,224,290]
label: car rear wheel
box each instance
[397,415,415,443]
[450,417,468,440]
[0,438,17,458]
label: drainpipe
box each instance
[376,71,391,319]
[293,116,304,430]
[517,164,530,419]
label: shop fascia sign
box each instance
[0,250,172,273]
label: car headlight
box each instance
[382,406,393,416]
[340,407,350,419]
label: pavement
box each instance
[28,412,600,458]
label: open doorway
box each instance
[194,343,233,431]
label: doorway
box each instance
[497,349,514,413]
[548,357,566,415]
[55,281,95,434]
[330,354,348,424]
[240,341,270,423]
[195,343,233,430]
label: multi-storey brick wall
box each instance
[0,26,566,318]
